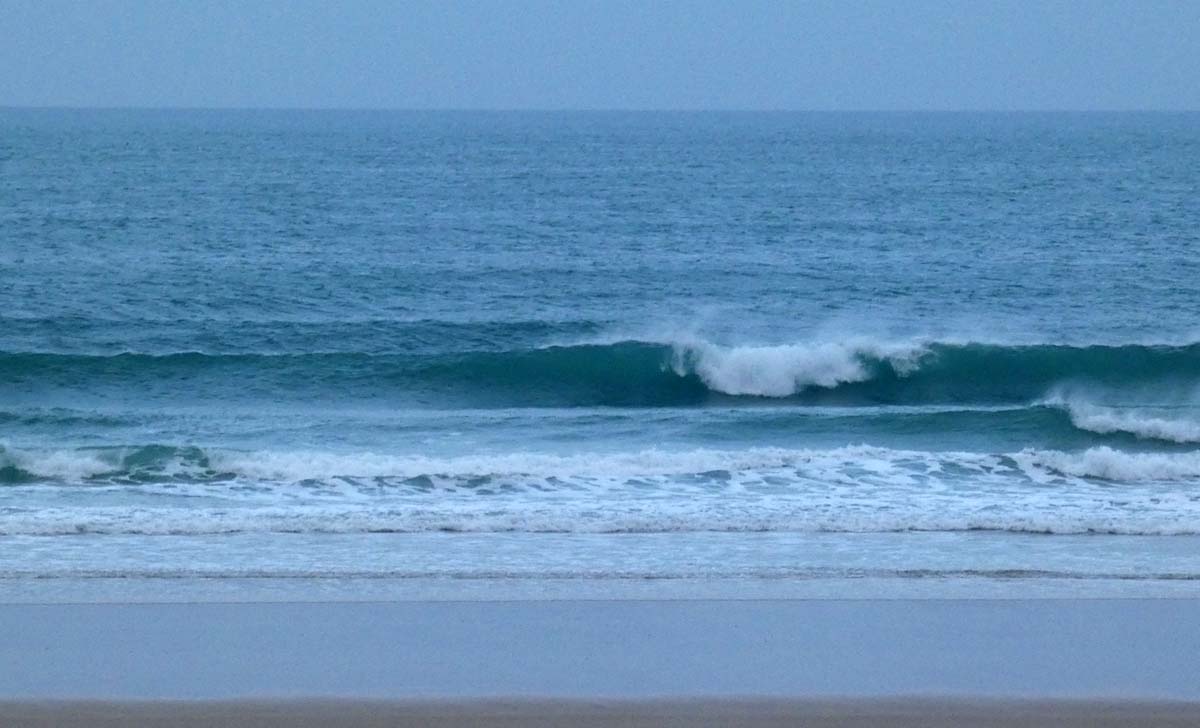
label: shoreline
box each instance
[5,698,1200,728]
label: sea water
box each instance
[3,110,1200,601]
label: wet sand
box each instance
[4,699,1200,727]
[1,598,1198,728]
[3,600,1199,700]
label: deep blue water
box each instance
[2,110,1199,596]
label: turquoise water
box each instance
[3,110,1199,598]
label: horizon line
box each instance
[2,104,1198,114]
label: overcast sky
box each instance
[2,0,1198,110]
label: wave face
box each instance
[5,339,1200,408]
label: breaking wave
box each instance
[5,338,1200,407]
[1047,396,1200,444]
[187,444,1200,485]
[6,442,1200,487]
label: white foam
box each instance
[667,338,927,396]
[1015,446,1200,482]
[0,442,119,480]
[209,444,902,481]
[1053,398,1200,444]
[7,442,1200,486]
[4,444,1200,536]
[5,479,1200,536]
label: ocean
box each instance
[3,109,1199,602]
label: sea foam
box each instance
[1015,446,1200,482]
[6,442,1200,487]
[1048,396,1200,444]
[5,442,1200,535]
[668,338,927,396]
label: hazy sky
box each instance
[3,0,1198,110]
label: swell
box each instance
[4,339,1200,408]
[0,316,597,357]
[2,402,1194,455]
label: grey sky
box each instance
[2,0,1198,110]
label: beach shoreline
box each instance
[5,698,1200,728]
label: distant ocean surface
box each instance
[3,110,1200,601]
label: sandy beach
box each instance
[2,598,1198,724]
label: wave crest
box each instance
[669,339,926,397]
[1047,396,1200,444]
[1015,446,1200,482]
